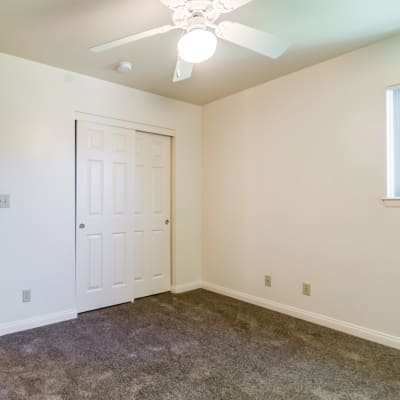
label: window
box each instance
[386,86,400,199]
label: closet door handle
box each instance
[165,219,170,225]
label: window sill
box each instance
[382,198,400,207]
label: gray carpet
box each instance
[0,289,399,400]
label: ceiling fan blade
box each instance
[215,21,290,59]
[217,0,254,12]
[173,58,193,82]
[90,25,179,53]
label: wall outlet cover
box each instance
[22,289,31,303]
[303,283,311,296]
[264,275,272,287]
[0,194,10,208]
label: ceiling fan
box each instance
[90,0,290,82]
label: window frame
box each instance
[383,85,400,207]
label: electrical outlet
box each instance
[22,289,31,303]
[303,283,311,296]
[264,275,272,287]
[0,194,10,208]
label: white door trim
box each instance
[74,111,175,137]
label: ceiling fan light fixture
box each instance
[178,29,217,64]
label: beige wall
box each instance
[203,35,400,342]
[2,32,400,346]
[0,53,202,331]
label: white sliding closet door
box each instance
[134,132,171,298]
[76,121,135,313]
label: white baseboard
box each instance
[2,285,399,351]
[202,281,400,350]
[171,281,202,294]
[0,309,77,337]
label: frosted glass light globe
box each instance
[178,29,217,64]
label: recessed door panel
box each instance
[134,166,145,215]
[112,233,127,287]
[112,133,128,153]
[151,230,163,278]
[113,162,127,215]
[134,231,145,282]
[88,129,104,151]
[88,234,103,291]
[152,141,162,164]
[152,167,162,214]
[88,160,104,215]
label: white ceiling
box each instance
[1,0,400,105]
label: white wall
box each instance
[0,52,202,331]
[203,35,400,346]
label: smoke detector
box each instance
[116,61,133,74]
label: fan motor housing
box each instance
[172,1,221,28]
[186,14,208,31]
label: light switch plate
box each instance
[0,194,10,208]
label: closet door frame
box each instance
[74,112,176,304]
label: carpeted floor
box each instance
[0,289,399,400]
